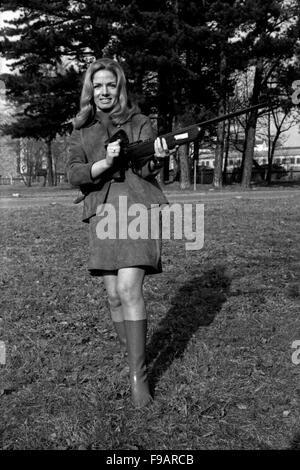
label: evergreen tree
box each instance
[0,0,118,184]
[201,0,247,188]
[1,66,80,185]
[106,0,221,184]
[1,0,299,188]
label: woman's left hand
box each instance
[154,137,169,159]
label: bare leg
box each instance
[116,267,146,321]
[102,271,127,353]
[103,271,123,322]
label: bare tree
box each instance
[257,107,299,183]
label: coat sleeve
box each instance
[134,117,165,179]
[68,129,101,187]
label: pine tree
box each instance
[1,66,80,185]
[106,0,221,184]
[0,0,118,185]
[2,0,298,189]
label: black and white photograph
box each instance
[0,0,299,454]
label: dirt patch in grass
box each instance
[0,195,299,449]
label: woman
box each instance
[68,58,169,408]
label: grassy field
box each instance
[0,179,299,197]
[0,189,299,450]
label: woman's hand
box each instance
[148,137,170,172]
[106,139,121,167]
[154,137,169,160]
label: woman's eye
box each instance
[94,83,116,89]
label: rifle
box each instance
[73,101,272,203]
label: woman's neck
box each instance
[96,109,111,119]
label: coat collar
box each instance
[92,105,141,126]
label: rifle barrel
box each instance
[164,101,272,140]
[193,101,272,129]
[127,102,274,164]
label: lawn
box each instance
[0,190,299,450]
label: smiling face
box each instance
[92,69,118,112]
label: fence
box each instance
[0,173,66,185]
[0,177,23,185]
[1,170,300,186]
[192,168,300,184]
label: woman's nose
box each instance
[102,85,108,95]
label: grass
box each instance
[0,189,299,450]
[1,177,299,199]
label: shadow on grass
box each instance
[147,264,232,394]
[288,432,300,450]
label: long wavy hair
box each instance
[73,58,138,129]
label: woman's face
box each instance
[92,69,118,112]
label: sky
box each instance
[285,125,300,147]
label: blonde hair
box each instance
[73,58,137,129]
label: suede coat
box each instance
[68,112,168,223]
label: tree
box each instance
[258,107,299,184]
[17,138,46,186]
[0,77,19,181]
[238,0,300,188]
[201,1,247,188]
[2,0,299,190]
[106,0,221,184]
[0,0,119,184]
[1,67,80,185]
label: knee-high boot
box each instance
[113,321,127,357]
[124,319,152,408]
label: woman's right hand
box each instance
[106,139,121,167]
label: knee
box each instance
[117,282,142,305]
[107,291,122,309]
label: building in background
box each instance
[197,141,300,182]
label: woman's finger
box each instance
[161,138,169,153]
[108,139,121,148]
[108,141,120,149]
[155,137,163,153]
[154,137,169,158]
[108,141,121,154]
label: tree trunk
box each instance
[173,115,191,189]
[267,111,272,183]
[178,143,191,190]
[157,70,174,183]
[213,50,227,188]
[241,119,257,188]
[45,138,54,186]
[53,157,57,186]
[214,122,225,188]
[241,60,264,189]
[17,140,21,175]
[267,134,279,184]
[27,168,32,187]
[193,140,199,189]
[223,119,231,185]
[20,172,30,187]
